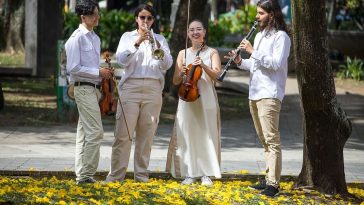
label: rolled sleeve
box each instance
[116,33,138,67]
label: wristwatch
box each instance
[134,42,140,48]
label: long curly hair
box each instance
[257,0,288,33]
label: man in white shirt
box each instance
[227,0,291,197]
[65,0,112,185]
[106,4,173,183]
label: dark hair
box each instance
[134,4,156,28]
[75,0,99,16]
[188,19,206,29]
[187,19,207,45]
[257,0,288,33]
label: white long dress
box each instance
[166,47,221,179]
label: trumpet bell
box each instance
[153,48,164,60]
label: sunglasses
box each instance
[138,15,154,21]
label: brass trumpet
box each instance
[145,24,164,60]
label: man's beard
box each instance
[259,18,269,30]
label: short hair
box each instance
[75,0,99,16]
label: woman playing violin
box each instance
[166,19,222,186]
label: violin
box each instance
[99,52,118,116]
[178,43,205,102]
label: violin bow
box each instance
[104,52,132,141]
[184,0,191,66]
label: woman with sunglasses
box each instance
[106,4,173,183]
[166,19,222,186]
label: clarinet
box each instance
[216,21,258,82]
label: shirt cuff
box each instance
[251,50,261,60]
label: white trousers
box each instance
[107,78,162,182]
[74,85,103,181]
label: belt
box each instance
[74,82,100,89]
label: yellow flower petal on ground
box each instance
[239,169,250,174]
[244,193,254,199]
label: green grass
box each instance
[0,77,249,126]
[0,77,58,126]
[0,52,25,66]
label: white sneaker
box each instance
[201,176,213,186]
[181,177,196,185]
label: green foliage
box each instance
[63,9,135,52]
[97,9,134,52]
[336,0,364,30]
[63,11,79,41]
[219,6,257,34]
[346,0,361,9]
[337,57,364,81]
[208,5,257,47]
[208,21,226,47]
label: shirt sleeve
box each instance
[115,33,138,68]
[250,32,291,71]
[157,36,173,71]
[238,58,253,71]
[65,35,99,79]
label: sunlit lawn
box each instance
[0,176,363,204]
[0,52,25,66]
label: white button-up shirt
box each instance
[115,30,173,89]
[65,24,101,84]
[238,29,291,102]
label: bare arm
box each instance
[172,50,186,85]
[200,48,221,81]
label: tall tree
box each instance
[164,0,209,95]
[0,0,25,53]
[291,0,352,195]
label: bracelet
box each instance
[134,43,140,48]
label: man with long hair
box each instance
[226,0,291,197]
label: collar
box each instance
[79,24,93,35]
[262,28,277,37]
[131,29,139,36]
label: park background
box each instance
[0,0,364,204]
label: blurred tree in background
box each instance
[0,0,24,53]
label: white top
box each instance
[238,29,291,102]
[171,47,221,178]
[65,24,101,84]
[115,29,173,89]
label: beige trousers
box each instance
[249,98,282,187]
[107,78,162,182]
[74,85,103,181]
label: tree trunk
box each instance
[292,0,352,196]
[164,0,209,96]
[326,0,337,29]
[2,0,25,53]
[106,0,126,10]
[0,83,4,111]
[69,0,76,12]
